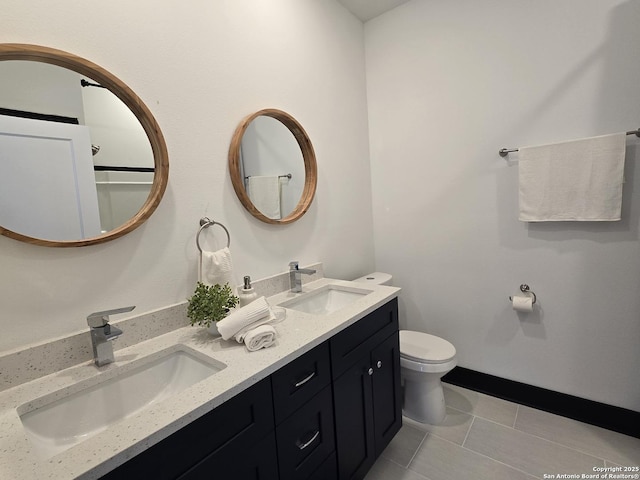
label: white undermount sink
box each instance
[281,284,372,315]
[18,345,226,459]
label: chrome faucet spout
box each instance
[288,261,317,293]
[104,324,123,340]
[87,306,134,367]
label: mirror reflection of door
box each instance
[0,59,154,240]
[240,116,305,220]
[0,115,101,240]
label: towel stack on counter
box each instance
[197,237,277,351]
[217,297,277,351]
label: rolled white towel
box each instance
[217,296,271,340]
[243,325,277,351]
[233,312,276,343]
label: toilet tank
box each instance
[352,272,393,286]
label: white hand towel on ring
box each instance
[199,247,235,287]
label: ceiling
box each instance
[337,0,411,22]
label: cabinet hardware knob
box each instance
[294,371,316,388]
[377,360,382,369]
[297,430,320,450]
[368,368,374,376]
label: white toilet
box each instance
[353,273,457,425]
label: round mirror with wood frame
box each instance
[228,109,317,224]
[0,43,169,247]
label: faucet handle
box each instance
[87,306,135,328]
[289,261,299,270]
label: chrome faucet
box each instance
[289,261,316,293]
[87,306,135,367]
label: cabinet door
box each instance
[330,298,398,380]
[371,333,402,457]
[333,355,375,480]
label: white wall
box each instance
[0,61,84,120]
[366,0,640,411]
[0,1,375,352]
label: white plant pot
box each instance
[206,322,220,336]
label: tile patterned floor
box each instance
[365,383,640,480]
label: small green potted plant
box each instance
[187,282,239,334]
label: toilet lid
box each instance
[400,330,456,363]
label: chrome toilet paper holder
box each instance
[509,284,537,304]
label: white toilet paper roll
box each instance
[512,295,533,312]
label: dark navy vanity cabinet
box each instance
[332,298,402,480]
[100,298,400,480]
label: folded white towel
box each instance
[233,312,276,343]
[199,247,235,287]
[243,325,277,351]
[247,176,281,220]
[217,296,271,340]
[519,132,626,221]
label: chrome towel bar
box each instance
[244,173,292,180]
[499,129,640,157]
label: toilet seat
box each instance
[400,330,456,364]
[400,355,457,374]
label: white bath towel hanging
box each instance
[247,176,281,220]
[199,246,236,287]
[518,132,626,221]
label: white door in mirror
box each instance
[0,115,101,241]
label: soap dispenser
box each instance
[238,275,258,307]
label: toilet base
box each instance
[402,375,447,425]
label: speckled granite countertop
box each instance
[0,278,400,480]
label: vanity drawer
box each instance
[307,452,337,480]
[276,384,335,480]
[179,431,279,480]
[100,376,274,480]
[271,341,331,424]
[330,297,398,379]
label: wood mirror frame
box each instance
[0,43,169,247]
[228,109,317,224]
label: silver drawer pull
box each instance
[298,430,320,450]
[294,371,316,388]
[368,368,374,376]
[377,360,382,369]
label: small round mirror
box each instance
[228,109,317,224]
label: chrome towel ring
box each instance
[196,217,231,253]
